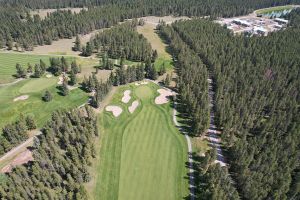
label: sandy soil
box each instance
[128,100,139,113]
[57,76,64,85]
[13,95,29,102]
[105,105,123,117]
[30,29,103,55]
[139,16,190,26]
[46,74,52,78]
[1,150,33,173]
[122,90,131,103]
[155,89,174,104]
[134,81,148,86]
[31,8,87,19]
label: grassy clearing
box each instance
[0,52,100,84]
[255,5,295,14]
[137,24,174,71]
[0,77,88,130]
[91,83,189,200]
[0,52,56,84]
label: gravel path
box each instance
[0,78,24,87]
[173,99,195,200]
[0,131,41,163]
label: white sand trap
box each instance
[105,105,123,117]
[155,89,174,104]
[135,82,140,86]
[141,81,148,85]
[46,74,52,78]
[13,95,29,102]
[128,100,139,113]
[122,90,131,103]
[57,76,64,85]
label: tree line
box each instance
[1,0,300,51]
[82,21,155,62]
[169,9,300,199]
[158,22,210,136]
[0,114,36,157]
[0,107,98,199]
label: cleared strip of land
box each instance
[92,83,189,200]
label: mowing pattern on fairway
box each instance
[95,84,188,200]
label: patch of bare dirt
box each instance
[1,150,33,173]
[13,95,29,102]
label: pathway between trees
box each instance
[207,77,226,166]
[172,99,195,200]
[0,78,24,87]
[0,131,42,164]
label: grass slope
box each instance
[255,5,296,14]
[137,24,173,71]
[92,83,188,200]
[0,77,88,129]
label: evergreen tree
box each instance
[73,35,81,51]
[43,90,53,102]
[15,63,27,78]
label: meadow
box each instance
[255,5,296,14]
[0,76,88,129]
[91,83,189,200]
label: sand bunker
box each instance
[122,90,131,103]
[46,74,52,78]
[57,76,64,85]
[155,89,174,104]
[135,81,148,86]
[13,95,29,102]
[128,100,139,113]
[105,105,123,117]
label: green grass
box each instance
[93,83,189,200]
[19,78,57,93]
[0,52,77,84]
[256,5,295,14]
[0,77,88,129]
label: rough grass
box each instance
[0,52,56,84]
[0,77,88,130]
[137,24,174,71]
[0,52,100,84]
[92,83,189,200]
[255,5,296,14]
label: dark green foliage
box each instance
[73,35,81,51]
[15,63,27,78]
[42,90,52,102]
[169,12,300,199]
[0,115,30,156]
[89,22,154,61]
[159,24,210,136]
[69,71,77,85]
[25,115,36,130]
[0,108,98,199]
[61,79,69,96]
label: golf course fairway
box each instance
[94,82,189,200]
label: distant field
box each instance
[0,52,99,84]
[0,53,57,84]
[255,5,296,14]
[0,77,88,130]
[92,83,189,200]
[137,24,174,71]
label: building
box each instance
[274,18,288,24]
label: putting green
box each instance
[93,83,189,200]
[19,77,57,93]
